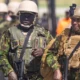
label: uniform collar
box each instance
[17,24,34,32]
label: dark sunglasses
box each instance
[72,17,80,22]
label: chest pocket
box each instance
[32,35,47,49]
[10,38,19,50]
[10,26,32,50]
[11,37,33,50]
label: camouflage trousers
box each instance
[24,71,43,80]
[68,68,80,80]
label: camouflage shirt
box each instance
[0,24,58,76]
[48,27,80,70]
[0,19,18,36]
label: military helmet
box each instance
[73,6,80,17]
[17,0,38,14]
[0,3,8,13]
[8,1,20,14]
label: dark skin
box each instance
[71,17,80,34]
[19,12,36,26]
[32,48,44,57]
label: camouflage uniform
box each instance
[45,5,80,80]
[0,1,59,80]
[0,24,54,79]
[0,2,18,36]
[0,19,19,38]
[47,27,80,80]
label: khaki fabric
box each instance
[40,38,55,80]
[57,28,80,69]
[64,35,80,68]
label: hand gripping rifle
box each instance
[64,41,80,80]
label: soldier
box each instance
[0,3,9,80]
[0,2,8,23]
[0,2,20,36]
[7,1,20,25]
[0,1,61,80]
[0,3,12,36]
[45,6,80,80]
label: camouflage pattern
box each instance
[0,18,19,36]
[8,25,52,72]
[0,30,13,76]
[49,28,80,80]
[0,21,11,34]
[0,24,57,80]
[46,53,59,71]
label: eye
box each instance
[77,18,80,22]
[72,18,80,22]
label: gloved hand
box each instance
[8,71,18,80]
[53,69,62,80]
[32,48,44,57]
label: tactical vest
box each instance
[9,25,47,72]
[64,35,80,68]
[58,29,80,69]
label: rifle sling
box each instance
[20,28,33,60]
[68,41,80,60]
[64,41,80,80]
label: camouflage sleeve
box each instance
[45,30,53,43]
[0,31,13,76]
[45,35,62,72]
[36,24,53,43]
[0,21,11,35]
[46,52,59,72]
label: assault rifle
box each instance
[13,59,25,80]
[64,41,80,80]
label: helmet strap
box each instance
[33,15,37,26]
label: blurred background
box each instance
[0,0,80,36]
